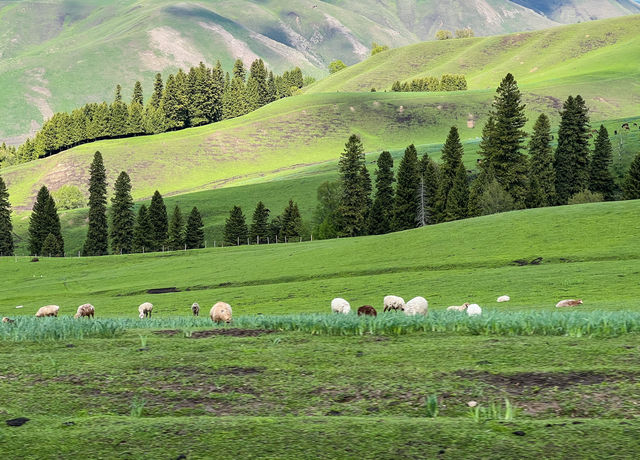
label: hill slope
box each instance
[1,1,639,144]
[3,16,640,210]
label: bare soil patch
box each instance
[189,329,275,338]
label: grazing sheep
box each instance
[331,298,351,314]
[138,302,153,319]
[191,302,200,317]
[466,304,482,316]
[555,299,583,308]
[2,317,15,324]
[404,297,428,316]
[35,305,59,317]
[357,305,377,317]
[74,303,95,319]
[447,302,470,312]
[383,295,405,312]
[497,295,510,303]
[210,302,232,323]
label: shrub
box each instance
[328,60,347,74]
[435,30,453,40]
[568,189,604,204]
[52,185,85,210]
[481,180,515,215]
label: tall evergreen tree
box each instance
[127,101,145,135]
[624,153,640,200]
[554,95,591,204]
[489,73,528,206]
[338,134,368,236]
[210,61,225,122]
[444,162,469,221]
[367,151,394,235]
[527,113,555,207]
[82,151,108,256]
[435,127,464,222]
[313,181,341,239]
[148,190,168,251]
[132,204,153,253]
[132,81,144,106]
[249,201,270,243]
[279,199,303,240]
[360,162,372,227]
[0,176,13,255]
[148,73,164,109]
[162,73,189,129]
[185,207,205,249]
[41,232,63,257]
[477,116,496,173]
[224,205,248,245]
[393,144,420,230]
[28,186,52,255]
[167,205,185,250]
[589,125,615,200]
[232,59,246,80]
[419,153,439,225]
[110,171,134,254]
[469,165,495,217]
[108,85,129,137]
[248,59,269,109]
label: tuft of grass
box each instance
[129,397,146,418]
[425,395,439,418]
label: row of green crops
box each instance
[3,311,640,341]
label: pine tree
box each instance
[338,134,368,236]
[554,95,591,204]
[0,175,14,256]
[110,171,134,254]
[224,205,248,245]
[313,181,341,239]
[28,186,52,255]
[41,232,63,257]
[132,204,153,253]
[127,102,145,135]
[167,205,185,250]
[132,81,144,106]
[360,162,372,227]
[444,162,469,221]
[367,151,394,235]
[232,59,246,80]
[185,207,205,249]
[210,61,225,122]
[624,153,640,200]
[108,85,129,137]
[279,199,303,240]
[148,190,168,251]
[248,59,269,108]
[419,153,439,225]
[435,127,464,222]
[393,144,420,230]
[149,73,164,109]
[469,165,495,217]
[489,73,528,206]
[589,125,615,200]
[477,113,496,173]
[82,151,108,256]
[527,113,555,207]
[249,201,270,243]
[162,73,188,129]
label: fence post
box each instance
[267,236,270,244]
[275,235,278,244]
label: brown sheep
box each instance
[74,303,95,319]
[555,299,583,308]
[357,305,377,317]
[210,302,232,323]
[35,305,59,317]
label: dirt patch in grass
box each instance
[146,287,180,294]
[190,329,275,338]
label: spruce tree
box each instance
[0,176,13,256]
[279,200,303,240]
[82,151,108,256]
[132,204,153,253]
[338,134,368,236]
[42,232,63,257]
[185,207,205,249]
[489,73,528,206]
[624,153,640,200]
[367,151,394,235]
[393,144,420,230]
[167,205,185,250]
[435,127,464,222]
[469,165,495,217]
[127,102,145,135]
[313,181,341,239]
[132,81,144,106]
[28,186,52,255]
[360,162,372,227]
[148,190,168,251]
[162,74,189,129]
[554,95,591,204]
[589,125,615,200]
[108,85,129,137]
[148,73,163,109]
[419,153,439,225]
[527,113,555,207]
[249,201,270,243]
[110,171,134,254]
[444,162,469,221]
[224,205,248,245]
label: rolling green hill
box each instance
[1,1,639,144]
[3,199,640,317]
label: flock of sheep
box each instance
[0,296,584,325]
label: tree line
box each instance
[312,73,640,239]
[3,60,310,167]
[391,74,467,92]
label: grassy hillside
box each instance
[2,1,639,144]
[3,199,640,318]
[307,15,640,93]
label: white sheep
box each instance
[383,295,405,312]
[466,304,482,316]
[404,297,428,316]
[74,303,95,319]
[497,295,510,303]
[447,302,470,312]
[331,298,351,314]
[210,302,232,323]
[35,305,59,317]
[191,302,200,316]
[138,302,153,319]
